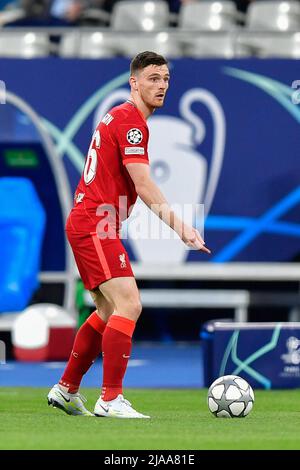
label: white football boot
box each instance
[94,394,150,419]
[47,384,94,416]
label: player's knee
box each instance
[134,298,143,319]
[95,308,111,323]
[123,297,142,320]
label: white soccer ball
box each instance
[207,375,254,418]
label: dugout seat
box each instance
[181,32,248,57]
[111,0,170,31]
[60,31,117,58]
[260,33,300,57]
[179,1,239,31]
[238,32,300,57]
[246,1,300,31]
[118,32,182,57]
[0,177,46,313]
[0,31,51,58]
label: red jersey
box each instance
[69,101,149,233]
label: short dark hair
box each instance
[130,51,168,75]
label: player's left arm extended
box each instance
[126,162,210,253]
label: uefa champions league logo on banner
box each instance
[280,336,300,379]
[281,336,300,365]
[94,88,226,263]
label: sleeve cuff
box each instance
[123,158,149,166]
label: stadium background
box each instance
[0,0,300,450]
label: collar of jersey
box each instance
[126,100,147,124]
[126,100,136,107]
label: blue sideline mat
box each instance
[0,343,204,388]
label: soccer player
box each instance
[47,51,210,418]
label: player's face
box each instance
[137,64,170,108]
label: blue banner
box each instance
[201,322,300,389]
[0,58,299,267]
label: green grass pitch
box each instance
[0,387,300,450]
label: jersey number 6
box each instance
[84,130,101,185]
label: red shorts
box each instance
[66,229,134,290]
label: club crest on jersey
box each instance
[119,253,127,268]
[127,128,143,145]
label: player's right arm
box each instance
[126,163,211,254]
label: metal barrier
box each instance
[83,288,250,322]
[1,263,299,331]
[75,262,300,323]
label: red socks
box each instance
[101,315,136,401]
[59,312,135,401]
[59,311,106,393]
